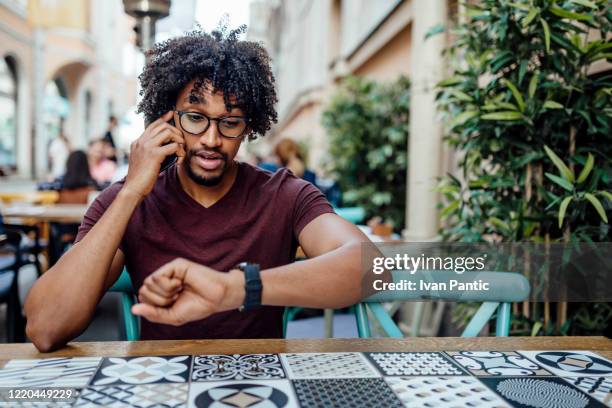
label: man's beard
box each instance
[185,149,229,187]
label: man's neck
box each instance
[177,161,239,208]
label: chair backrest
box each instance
[356,270,530,338]
[108,268,140,341]
[334,207,365,224]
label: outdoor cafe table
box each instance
[1,203,88,224]
[0,336,612,365]
[0,338,610,406]
[0,337,610,363]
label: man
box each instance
[25,27,367,352]
[102,116,118,162]
[103,115,117,148]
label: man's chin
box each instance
[186,164,225,187]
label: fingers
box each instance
[141,276,182,302]
[149,125,183,146]
[131,303,182,325]
[137,258,189,306]
[138,284,178,307]
[147,110,174,132]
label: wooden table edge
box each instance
[0,337,610,366]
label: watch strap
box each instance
[237,262,262,311]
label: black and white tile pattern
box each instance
[518,351,612,377]
[479,376,607,408]
[0,350,609,407]
[292,378,402,408]
[367,352,465,376]
[74,383,188,407]
[446,351,552,376]
[91,356,191,386]
[386,376,512,407]
[0,357,101,388]
[191,354,286,381]
[281,352,379,379]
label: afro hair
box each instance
[137,25,277,139]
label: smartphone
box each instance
[160,118,178,172]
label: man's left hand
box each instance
[131,258,245,325]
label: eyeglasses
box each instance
[174,110,248,139]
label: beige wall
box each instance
[266,0,413,173]
[353,24,411,80]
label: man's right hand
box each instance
[123,110,185,198]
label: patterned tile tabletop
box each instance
[0,350,609,407]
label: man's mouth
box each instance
[194,151,225,171]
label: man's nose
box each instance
[199,122,222,148]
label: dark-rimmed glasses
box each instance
[174,110,247,139]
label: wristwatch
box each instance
[235,262,262,312]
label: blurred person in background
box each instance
[47,120,71,180]
[103,116,118,162]
[49,150,100,263]
[274,138,317,185]
[256,152,280,173]
[88,139,117,187]
[58,150,99,203]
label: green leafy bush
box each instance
[322,76,410,229]
[436,0,611,334]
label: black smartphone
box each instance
[160,118,178,172]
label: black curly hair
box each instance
[137,25,277,140]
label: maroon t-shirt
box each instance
[75,162,333,340]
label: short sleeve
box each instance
[74,182,124,245]
[293,181,334,239]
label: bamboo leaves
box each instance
[544,145,575,182]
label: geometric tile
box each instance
[192,354,285,381]
[91,356,191,385]
[386,376,512,407]
[188,380,297,408]
[366,352,465,376]
[293,378,403,408]
[280,353,379,379]
[479,376,607,408]
[0,403,74,407]
[518,350,612,377]
[563,377,612,407]
[446,351,552,376]
[73,383,188,407]
[0,357,101,387]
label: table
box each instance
[0,337,610,363]
[0,338,610,407]
[0,191,59,205]
[1,204,88,223]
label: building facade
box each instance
[0,0,139,178]
[249,0,452,240]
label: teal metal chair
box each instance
[109,268,140,340]
[355,270,530,338]
[333,207,365,224]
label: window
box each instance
[0,57,17,169]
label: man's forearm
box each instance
[24,187,141,351]
[260,241,363,309]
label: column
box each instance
[32,28,46,178]
[404,0,448,241]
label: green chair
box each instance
[355,270,530,338]
[109,268,140,340]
